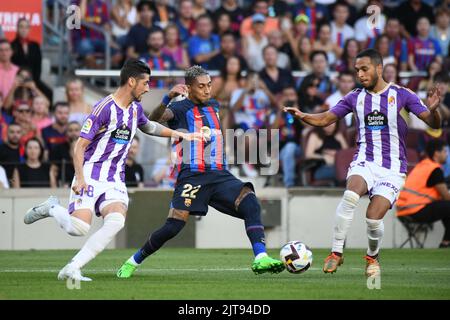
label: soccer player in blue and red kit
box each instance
[117,66,285,277]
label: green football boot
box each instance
[117,261,138,278]
[251,256,285,274]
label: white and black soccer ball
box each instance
[280,241,313,274]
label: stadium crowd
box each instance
[1,0,450,189]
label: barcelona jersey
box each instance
[167,98,227,174]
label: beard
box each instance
[365,74,379,91]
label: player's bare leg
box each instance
[324,175,367,274]
[59,202,126,281]
[118,208,189,278]
[234,187,284,274]
[364,195,390,278]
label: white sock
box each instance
[255,252,268,260]
[366,218,384,257]
[49,204,90,236]
[127,256,139,266]
[70,212,125,269]
[331,190,360,254]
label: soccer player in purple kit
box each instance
[285,49,442,278]
[23,59,203,281]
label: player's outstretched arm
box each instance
[283,107,339,127]
[149,84,188,123]
[72,137,90,195]
[139,121,206,142]
[418,84,442,129]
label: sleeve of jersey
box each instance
[329,93,353,119]
[80,108,108,141]
[403,88,428,116]
[137,104,150,127]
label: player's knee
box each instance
[342,190,360,210]
[69,216,91,236]
[104,212,126,233]
[366,218,384,238]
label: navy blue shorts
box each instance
[171,170,254,216]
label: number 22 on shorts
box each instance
[181,184,201,199]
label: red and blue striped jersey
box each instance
[167,98,227,174]
[408,37,442,71]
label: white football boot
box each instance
[24,196,59,224]
[57,263,92,282]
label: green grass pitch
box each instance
[0,248,449,300]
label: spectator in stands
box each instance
[354,0,386,49]
[335,38,359,73]
[383,63,399,84]
[0,164,8,188]
[385,17,409,71]
[431,7,450,57]
[209,32,248,72]
[162,24,190,70]
[211,56,245,130]
[289,0,329,41]
[396,0,435,38]
[65,78,92,125]
[0,39,19,106]
[297,75,325,114]
[31,96,52,131]
[192,0,213,19]
[0,123,22,181]
[187,14,220,69]
[49,121,80,187]
[140,29,175,88]
[305,121,348,184]
[259,45,294,97]
[0,25,4,39]
[313,23,343,67]
[396,139,450,248]
[270,86,303,187]
[374,34,397,66]
[153,0,178,29]
[13,100,41,157]
[42,102,70,153]
[330,1,355,51]
[175,0,196,45]
[215,12,233,38]
[214,0,245,36]
[408,17,442,72]
[285,14,309,60]
[3,67,49,111]
[11,18,52,103]
[418,58,443,92]
[434,71,450,127]
[230,72,272,177]
[111,0,138,49]
[72,0,122,68]
[267,30,292,69]
[241,14,269,72]
[293,36,313,72]
[301,50,334,101]
[324,71,356,127]
[125,0,159,59]
[125,137,145,188]
[151,144,176,188]
[240,0,279,37]
[12,137,55,188]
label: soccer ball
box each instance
[280,241,313,274]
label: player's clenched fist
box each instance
[72,177,88,195]
[168,84,188,99]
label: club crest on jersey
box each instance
[111,124,131,144]
[388,96,395,106]
[81,118,93,134]
[133,109,137,118]
[365,110,387,130]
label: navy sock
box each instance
[237,193,266,257]
[133,218,186,264]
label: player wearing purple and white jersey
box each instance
[23,59,203,282]
[285,49,442,278]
